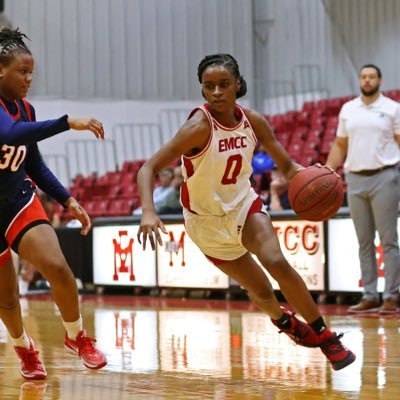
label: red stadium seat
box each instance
[106,172,121,185]
[120,184,138,198]
[287,142,304,158]
[271,114,284,132]
[320,138,335,155]
[296,111,310,127]
[131,160,146,171]
[302,101,314,112]
[120,172,137,186]
[314,99,329,113]
[281,111,297,131]
[96,175,109,186]
[121,160,145,174]
[306,129,323,143]
[383,89,400,101]
[326,98,342,116]
[81,201,96,217]
[72,175,84,187]
[121,161,135,173]
[299,153,319,167]
[303,139,321,155]
[323,127,337,141]
[94,199,110,217]
[92,184,110,197]
[342,95,356,103]
[290,128,308,143]
[275,131,291,148]
[69,187,91,202]
[82,199,110,218]
[107,184,122,199]
[309,110,326,129]
[82,173,97,187]
[326,116,338,129]
[108,199,135,216]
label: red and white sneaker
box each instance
[318,329,356,371]
[271,307,321,348]
[271,308,356,370]
[64,330,107,369]
[14,337,47,380]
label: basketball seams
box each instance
[297,179,343,221]
[290,171,333,208]
[289,171,333,209]
[294,175,339,212]
[288,166,343,221]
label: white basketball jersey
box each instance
[181,104,258,216]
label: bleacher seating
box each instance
[61,160,147,220]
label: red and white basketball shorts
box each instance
[183,190,267,265]
[0,191,50,267]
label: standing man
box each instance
[327,64,400,314]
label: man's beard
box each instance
[361,85,380,97]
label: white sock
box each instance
[63,315,83,340]
[12,331,31,349]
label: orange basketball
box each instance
[288,165,344,221]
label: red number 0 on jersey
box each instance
[221,154,243,184]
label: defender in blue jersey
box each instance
[0,27,106,379]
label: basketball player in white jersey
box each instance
[137,54,355,371]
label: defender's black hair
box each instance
[0,27,31,64]
[198,54,247,98]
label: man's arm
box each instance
[326,136,348,171]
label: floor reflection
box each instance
[93,302,399,399]
[0,297,399,399]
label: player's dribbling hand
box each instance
[67,117,105,140]
[65,197,92,235]
[137,211,168,251]
[314,163,341,177]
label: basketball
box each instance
[288,165,344,221]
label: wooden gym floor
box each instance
[0,294,399,400]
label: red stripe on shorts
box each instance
[5,194,49,246]
[246,196,265,221]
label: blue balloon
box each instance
[252,152,275,175]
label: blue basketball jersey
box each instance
[0,97,71,204]
[0,98,32,199]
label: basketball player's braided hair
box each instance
[0,27,31,64]
[197,54,247,98]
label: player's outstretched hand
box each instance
[65,197,92,235]
[137,211,168,251]
[67,117,104,140]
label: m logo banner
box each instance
[93,225,156,286]
[113,230,135,281]
[165,231,186,267]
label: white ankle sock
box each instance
[63,315,83,340]
[12,331,31,349]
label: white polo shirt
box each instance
[337,94,400,172]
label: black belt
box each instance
[351,164,397,176]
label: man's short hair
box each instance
[359,64,382,78]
